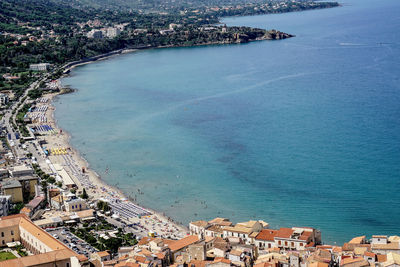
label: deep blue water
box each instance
[56,0,400,244]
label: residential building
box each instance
[205,224,224,238]
[51,194,63,210]
[168,235,199,261]
[222,220,265,244]
[25,196,45,214]
[274,227,319,250]
[17,175,39,199]
[106,27,121,38]
[8,165,34,177]
[0,195,11,216]
[255,229,278,249]
[92,251,111,262]
[190,220,209,238]
[0,214,80,266]
[29,63,51,71]
[0,179,23,203]
[64,197,87,212]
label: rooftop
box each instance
[0,248,76,267]
[168,235,199,252]
[26,196,44,209]
[256,229,278,241]
[190,220,209,228]
[1,179,22,189]
[275,228,295,239]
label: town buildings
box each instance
[0,214,81,266]
[29,63,51,71]
[0,195,11,217]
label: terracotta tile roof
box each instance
[332,246,343,253]
[156,252,166,259]
[96,251,110,257]
[0,214,22,228]
[138,248,152,257]
[138,236,154,246]
[188,259,209,267]
[208,218,232,226]
[308,262,329,267]
[371,242,400,250]
[18,215,71,251]
[134,255,150,264]
[161,239,175,245]
[275,228,295,239]
[168,235,199,252]
[306,242,315,248]
[256,229,278,241]
[206,225,223,233]
[376,255,387,263]
[299,230,312,241]
[223,225,253,234]
[349,236,366,244]
[341,257,369,266]
[213,257,231,264]
[0,248,76,267]
[20,207,31,214]
[26,196,44,209]
[205,236,215,243]
[230,249,243,256]
[364,251,375,258]
[255,263,276,267]
[76,254,88,262]
[190,220,209,228]
[115,262,140,267]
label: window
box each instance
[12,238,14,242]
[11,230,14,235]
[1,232,3,237]
[278,241,281,245]
[291,242,294,247]
[1,240,4,245]
[285,241,288,246]
[66,263,70,267]
[268,243,272,248]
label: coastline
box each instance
[43,53,189,238]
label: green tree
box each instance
[81,188,89,199]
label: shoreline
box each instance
[42,60,189,238]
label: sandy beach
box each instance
[32,71,188,240]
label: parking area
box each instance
[46,227,98,257]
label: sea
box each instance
[56,0,400,244]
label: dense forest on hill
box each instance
[0,0,338,94]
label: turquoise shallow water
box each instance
[56,0,400,244]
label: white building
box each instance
[189,220,209,239]
[29,63,51,71]
[64,198,87,212]
[9,165,34,177]
[106,27,121,38]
